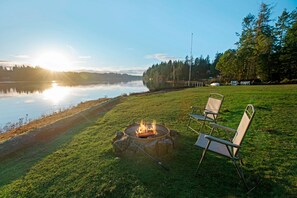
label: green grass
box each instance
[0,85,296,197]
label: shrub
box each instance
[280,78,290,84]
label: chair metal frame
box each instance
[187,93,224,134]
[194,104,255,191]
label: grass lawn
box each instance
[0,85,296,197]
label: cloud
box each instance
[119,69,146,76]
[79,55,91,59]
[0,60,14,66]
[14,55,29,58]
[72,65,146,76]
[145,53,178,62]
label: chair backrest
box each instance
[204,93,224,120]
[232,104,255,155]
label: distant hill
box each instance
[0,66,142,84]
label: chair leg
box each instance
[187,118,199,134]
[199,121,206,133]
[232,160,249,191]
[187,116,192,129]
[195,141,210,176]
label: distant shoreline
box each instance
[0,66,143,83]
[0,79,142,84]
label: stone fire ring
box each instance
[112,123,179,156]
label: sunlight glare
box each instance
[34,50,72,71]
[42,82,70,104]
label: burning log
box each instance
[135,120,157,138]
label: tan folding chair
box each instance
[187,93,224,134]
[194,104,255,191]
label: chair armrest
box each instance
[205,135,240,148]
[204,110,218,115]
[209,123,236,133]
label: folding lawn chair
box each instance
[194,104,255,191]
[187,93,224,134]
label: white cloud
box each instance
[14,55,29,58]
[79,55,91,59]
[119,69,146,76]
[0,60,14,66]
[71,65,146,76]
[145,53,178,62]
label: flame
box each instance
[136,120,157,137]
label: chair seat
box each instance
[194,133,232,158]
[189,114,214,122]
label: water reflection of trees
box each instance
[0,80,144,94]
[0,83,52,94]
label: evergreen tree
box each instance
[236,13,257,80]
[211,52,222,78]
[254,3,274,81]
[280,20,297,80]
[274,8,297,80]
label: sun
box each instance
[34,50,72,71]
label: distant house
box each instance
[210,82,220,86]
[240,81,251,85]
[231,80,238,86]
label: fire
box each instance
[136,120,157,137]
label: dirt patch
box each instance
[0,97,123,160]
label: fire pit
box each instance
[124,121,170,140]
[112,120,178,156]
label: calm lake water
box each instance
[0,81,148,130]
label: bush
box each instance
[280,78,290,84]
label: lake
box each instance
[0,81,148,130]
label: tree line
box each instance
[217,3,297,82]
[143,56,219,90]
[143,3,297,90]
[0,65,141,84]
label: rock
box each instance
[144,140,158,155]
[170,130,179,140]
[157,138,173,156]
[127,141,139,153]
[112,131,124,142]
[112,136,130,154]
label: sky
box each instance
[0,0,296,75]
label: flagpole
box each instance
[188,33,193,86]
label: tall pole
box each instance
[188,33,193,86]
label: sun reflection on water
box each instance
[42,82,70,104]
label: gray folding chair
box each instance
[187,93,224,134]
[194,104,255,191]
